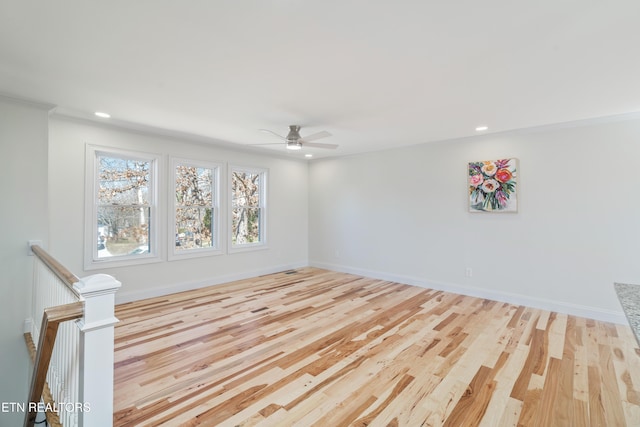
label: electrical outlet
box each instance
[465,268,473,278]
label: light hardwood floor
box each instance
[113,268,640,426]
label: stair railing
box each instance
[25,245,120,427]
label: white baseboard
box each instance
[310,261,627,325]
[114,259,627,324]
[115,261,308,304]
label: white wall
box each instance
[309,116,640,322]
[0,96,51,425]
[49,117,309,302]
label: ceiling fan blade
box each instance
[249,142,284,146]
[259,129,286,139]
[300,130,331,142]
[303,142,339,149]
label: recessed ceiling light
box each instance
[475,125,488,131]
[305,154,313,158]
[95,111,111,118]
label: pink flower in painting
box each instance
[495,168,513,183]
[469,174,484,187]
[481,163,497,176]
[481,179,499,193]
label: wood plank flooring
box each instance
[113,268,640,426]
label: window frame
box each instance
[84,145,161,270]
[228,165,268,253]
[169,157,223,260]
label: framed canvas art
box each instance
[469,158,518,212]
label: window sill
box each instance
[84,254,162,271]
[228,244,269,255]
[168,248,224,261]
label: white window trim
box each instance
[169,157,224,260]
[228,165,268,254]
[84,145,162,270]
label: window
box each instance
[170,158,221,259]
[230,166,267,251]
[85,146,159,269]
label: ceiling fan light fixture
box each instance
[286,141,302,150]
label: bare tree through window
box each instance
[97,154,151,257]
[174,164,215,251]
[231,169,265,245]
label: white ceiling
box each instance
[1,1,639,159]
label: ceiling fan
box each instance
[256,125,338,150]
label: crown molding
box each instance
[0,92,56,111]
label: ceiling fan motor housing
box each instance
[286,125,301,141]
[286,125,302,150]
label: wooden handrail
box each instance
[23,333,62,427]
[31,245,81,299]
[24,301,84,427]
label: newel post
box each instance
[73,274,121,427]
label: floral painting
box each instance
[469,158,518,212]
